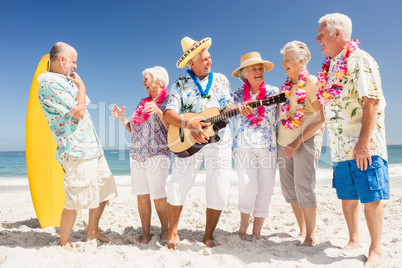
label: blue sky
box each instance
[1,0,401,151]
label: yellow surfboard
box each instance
[26,54,65,228]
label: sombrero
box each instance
[176,37,212,68]
[232,52,274,77]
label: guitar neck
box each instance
[206,95,281,124]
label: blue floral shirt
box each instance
[38,72,103,166]
[232,84,280,152]
[166,72,234,144]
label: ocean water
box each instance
[1,145,401,186]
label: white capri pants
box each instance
[167,143,232,210]
[130,155,171,200]
[234,148,277,218]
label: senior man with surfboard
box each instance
[164,36,253,250]
[38,42,117,250]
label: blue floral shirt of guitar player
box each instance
[166,72,234,144]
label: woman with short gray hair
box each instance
[111,66,171,244]
[277,41,325,247]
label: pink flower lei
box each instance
[132,88,168,125]
[316,39,360,104]
[243,81,266,126]
[280,70,309,130]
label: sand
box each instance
[1,172,401,268]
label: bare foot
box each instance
[167,235,180,251]
[140,234,151,244]
[296,232,306,239]
[86,231,110,243]
[364,248,382,268]
[203,238,216,248]
[299,237,316,247]
[342,241,361,251]
[238,231,246,240]
[161,230,168,242]
[252,233,265,240]
[61,242,73,251]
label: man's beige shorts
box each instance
[63,155,117,210]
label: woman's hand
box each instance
[111,103,126,121]
[284,138,302,158]
[143,102,162,116]
[239,101,254,117]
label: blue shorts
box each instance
[332,156,390,203]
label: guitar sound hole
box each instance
[179,128,184,142]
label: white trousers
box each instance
[234,148,277,218]
[167,143,232,210]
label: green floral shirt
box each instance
[38,72,103,166]
[324,48,387,162]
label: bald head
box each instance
[49,42,78,76]
[50,42,76,63]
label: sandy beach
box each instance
[1,172,401,268]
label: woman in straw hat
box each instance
[277,41,324,246]
[232,52,280,240]
[111,66,171,244]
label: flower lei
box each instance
[280,71,309,130]
[317,39,360,104]
[187,69,213,96]
[243,81,266,126]
[132,87,168,125]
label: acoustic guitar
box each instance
[167,92,286,158]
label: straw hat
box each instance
[232,52,274,77]
[176,37,212,68]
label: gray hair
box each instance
[142,66,169,88]
[188,48,208,69]
[238,67,248,83]
[280,41,311,69]
[238,63,265,83]
[318,13,352,42]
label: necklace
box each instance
[317,39,359,104]
[132,88,168,125]
[243,81,266,126]
[280,70,309,130]
[187,69,213,96]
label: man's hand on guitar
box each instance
[187,121,211,144]
[239,101,253,117]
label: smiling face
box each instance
[243,63,265,87]
[142,73,161,98]
[316,23,344,58]
[189,49,212,80]
[282,52,303,82]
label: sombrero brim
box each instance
[232,60,274,77]
[176,38,212,68]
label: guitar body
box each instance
[167,107,222,158]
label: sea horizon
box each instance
[1,145,401,187]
